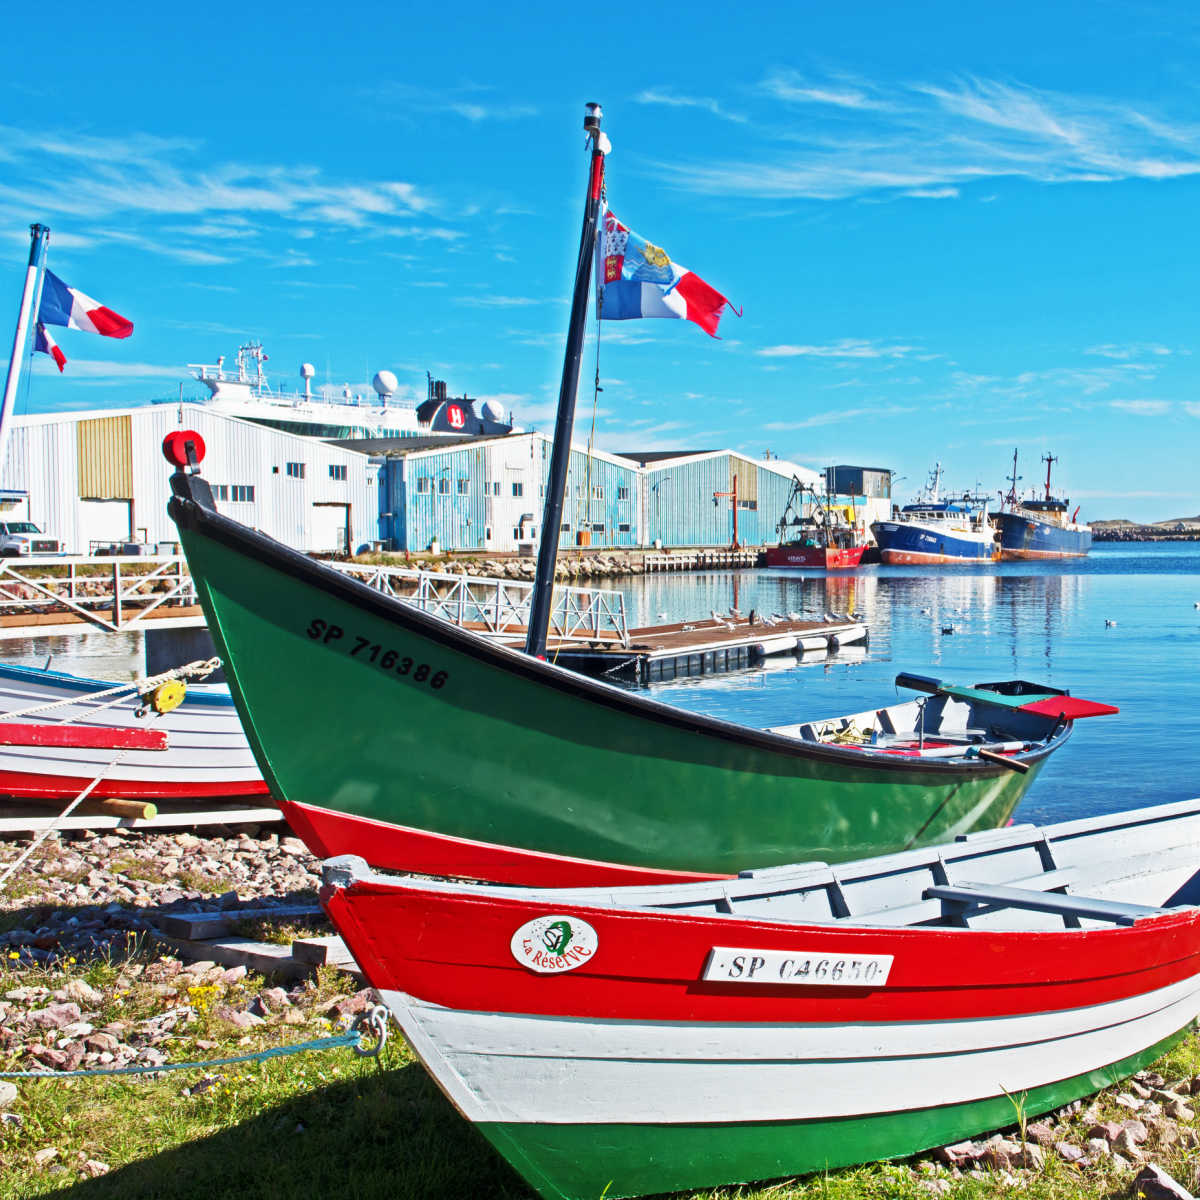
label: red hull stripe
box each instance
[282,800,729,886]
[325,885,1200,1025]
[0,723,168,750]
[0,769,268,801]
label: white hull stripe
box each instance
[382,974,1200,1126]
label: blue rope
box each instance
[0,1030,361,1079]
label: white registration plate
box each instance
[702,947,893,986]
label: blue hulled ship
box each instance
[871,465,999,565]
[992,451,1092,561]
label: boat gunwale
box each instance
[169,488,1071,778]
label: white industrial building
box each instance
[0,404,380,555]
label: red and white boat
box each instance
[322,799,1200,1200]
[765,477,868,569]
[0,662,266,801]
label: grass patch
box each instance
[173,869,231,895]
[107,859,169,886]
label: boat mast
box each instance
[525,105,609,658]
[1042,452,1057,501]
[1006,448,1020,505]
[0,224,49,480]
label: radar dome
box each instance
[372,370,399,398]
[482,399,505,423]
[300,363,315,379]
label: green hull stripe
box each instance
[476,1030,1186,1200]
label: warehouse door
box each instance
[80,499,132,552]
[311,503,350,554]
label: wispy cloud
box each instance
[760,71,890,112]
[757,338,918,359]
[653,73,1200,201]
[764,403,917,430]
[1111,399,1170,415]
[0,123,444,268]
[456,295,546,308]
[635,90,748,123]
[1086,342,1173,359]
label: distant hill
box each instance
[1157,516,1200,528]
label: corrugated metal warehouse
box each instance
[379,438,824,553]
[379,434,642,553]
[0,404,379,554]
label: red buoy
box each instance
[162,430,206,468]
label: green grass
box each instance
[1,952,1197,1200]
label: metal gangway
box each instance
[0,555,630,648]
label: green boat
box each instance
[166,452,1086,887]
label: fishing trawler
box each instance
[765,478,868,569]
[993,450,1092,560]
[871,464,998,565]
[183,342,515,440]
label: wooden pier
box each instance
[539,613,868,684]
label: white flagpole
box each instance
[0,223,50,483]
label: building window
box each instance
[592,485,604,499]
[416,477,431,494]
[737,499,758,511]
[591,522,604,533]
[512,482,524,497]
[539,483,545,498]
[329,464,347,481]
[618,522,631,532]
[212,484,229,501]
[561,522,571,532]
[231,485,255,503]
[457,478,470,495]
[617,485,630,501]
[438,477,450,495]
[285,462,305,479]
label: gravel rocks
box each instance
[0,825,321,965]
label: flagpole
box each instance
[0,224,49,478]
[525,105,609,659]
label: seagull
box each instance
[655,612,667,620]
[710,610,732,629]
[920,608,931,616]
[941,624,955,635]
[1105,619,1117,628]
[786,611,803,622]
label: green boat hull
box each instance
[478,1032,1184,1200]
[170,486,1056,877]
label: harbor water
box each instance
[1,541,1194,829]
[618,542,1200,826]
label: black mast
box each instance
[525,104,609,658]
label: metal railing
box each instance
[0,555,629,647]
[329,563,629,647]
[0,556,198,634]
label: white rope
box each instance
[0,658,222,724]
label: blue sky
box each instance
[4,0,1200,520]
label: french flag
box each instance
[596,208,739,338]
[33,323,66,373]
[38,269,133,339]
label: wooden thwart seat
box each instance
[924,880,1165,926]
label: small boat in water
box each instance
[872,464,998,565]
[765,477,868,569]
[0,662,265,801]
[993,449,1092,560]
[321,797,1200,1200]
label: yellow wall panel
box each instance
[78,416,133,499]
